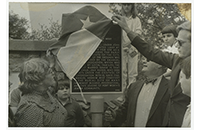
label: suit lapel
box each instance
[148,76,169,120]
[169,63,181,95]
[172,83,182,97]
[129,81,145,124]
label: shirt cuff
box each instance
[127,31,138,42]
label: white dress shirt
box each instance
[182,104,191,127]
[134,76,162,127]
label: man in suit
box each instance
[112,15,191,126]
[105,59,170,127]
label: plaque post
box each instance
[90,95,104,127]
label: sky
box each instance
[9,2,114,32]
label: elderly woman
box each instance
[14,58,68,127]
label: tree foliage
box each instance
[28,18,62,41]
[109,3,188,48]
[9,11,30,39]
[9,10,61,41]
[10,3,189,44]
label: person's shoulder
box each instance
[71,98,80,105]
[18,93,38,107]
[70,98,85,110]
[132,16,141,21]
[130,16,141,27]
[17,94,35,110]
[11,87,21,94]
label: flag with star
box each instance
[48,5,113,79]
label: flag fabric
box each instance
[48,5,113,80]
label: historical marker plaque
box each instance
[72,25,122,92]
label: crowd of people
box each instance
[9,3,191,127]
[107,9,191,127]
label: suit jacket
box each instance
[111,76,169,127]
[127,32,191,126]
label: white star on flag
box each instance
[47,5,113,104]
[48,5,113,80]
[80,16,94,29]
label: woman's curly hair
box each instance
[19,58,50,94]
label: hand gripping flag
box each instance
[48,5,113,80]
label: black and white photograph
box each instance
[7,1,194,128]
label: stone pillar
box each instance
[90,95,104,127]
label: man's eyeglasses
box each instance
[176,39,190,47]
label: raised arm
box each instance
[112,15,178,69]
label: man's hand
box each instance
[112,15,131,34]
[104,108,116,122]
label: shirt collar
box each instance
[145,75,163,85]
[66,97,73,104]
[32,90,48,96]
[125,15,133,21]
[22,90,57,112]
[145,78,157,85]
[187,103,191,108]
